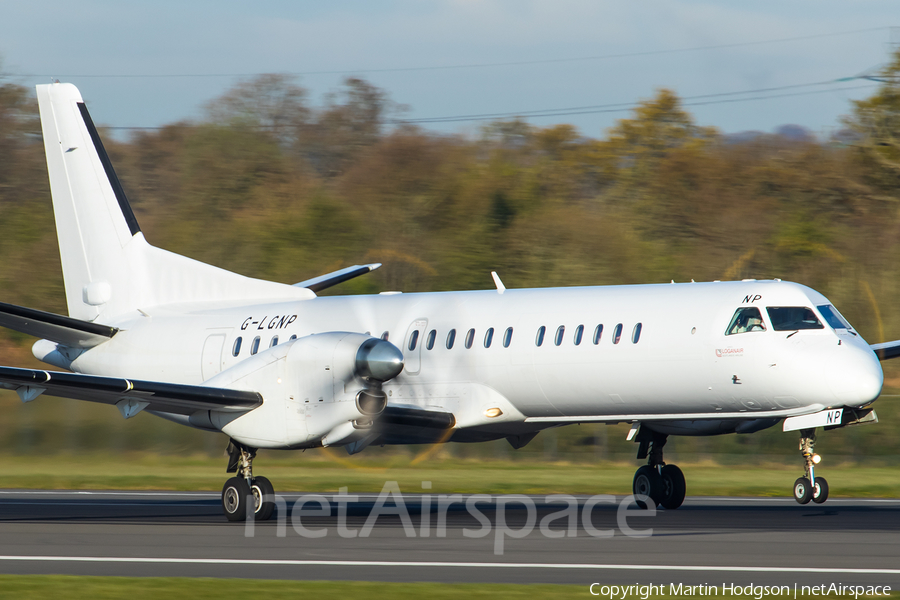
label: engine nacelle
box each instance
[199,332,403,449]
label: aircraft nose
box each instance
[826,342,883,407]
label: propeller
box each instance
[354,337,404,417]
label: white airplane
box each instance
[0,83,892,520]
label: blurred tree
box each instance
[845,48,900,189]
[204,73,311,150]
[0,71,41,191]
[601,88,718,180]
[0,66,61,313]
[304,77,399,177]
[4,64,900,457]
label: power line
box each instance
[10,26,888,80]
[393,80,854,124]
[398,84,876,124]
[103,81,877,131]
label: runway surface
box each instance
[0,490,898,587]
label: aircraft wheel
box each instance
[811,477,829,504]
[222,477,252,522]
[793,477,812,505]
[660,464,686,510]
[252,476,276,521]
[633,465,663,509]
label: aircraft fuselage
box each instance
[49,279,882,449]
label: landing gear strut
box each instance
[222,440,276,522]
[793,428,828,505]
[632,428,686,510]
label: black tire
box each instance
[660,464,686,510]
[793,477,812,505]
[633,465,663,509]
[222,477,253,522]
[811,477,829,504]
[252,475,276,521]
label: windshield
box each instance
[766,307,824,331]
[726,307,767,335]
[817,304,853,331]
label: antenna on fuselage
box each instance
[491,271,506,295]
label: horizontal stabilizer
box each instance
[0,366,262,416]
[0,301,117,348]
[870,341,900,361]
[294,264,381,293]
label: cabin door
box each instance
[201,332,227,381]
[402,319,428,375]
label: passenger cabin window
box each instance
[446,329,456,349]
[613,324,623,344]
[408,330,419,351]
[574,324,584,346]
[766,307,823,331]
[250,336,261,355]
[381,331,390,341]
[484,327,494,348]
[289,334,297,341]
[503,327,513,348]
[818,305,853,331]
[726,307,767,335]
[555,325,565,346]
[535,326,546,347]
[270,336,279,348]
[632,323,642,344]
[465,328,475,349]
[426,329,437,350]
[593,324,603,344]
[232,337,242,357]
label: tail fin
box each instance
[36,83,311,321]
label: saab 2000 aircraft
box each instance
[0,83,894,520]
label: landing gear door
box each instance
[402,319,428,375]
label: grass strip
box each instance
[0,577,589,599]
[0,454,897,497]
[0,576,897,599]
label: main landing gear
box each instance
[222,440,276,522]
[792,428,828,505]
[632,428,686,510]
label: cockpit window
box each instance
[766,307,823,331]
[726,307,767,335]
[817,304,853,331]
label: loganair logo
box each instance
[715,348,743,358]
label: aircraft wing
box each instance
[0,366,262,417]
[293,264,381,293]
[870,341,900,361]
[0,301,117,349]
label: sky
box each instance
[0,0,897,140]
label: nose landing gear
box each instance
[792,428,828,505]
[631,428,686,509]
[222,440,276,522]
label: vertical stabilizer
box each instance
[37,83,136,321]
[36,83,312,322]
